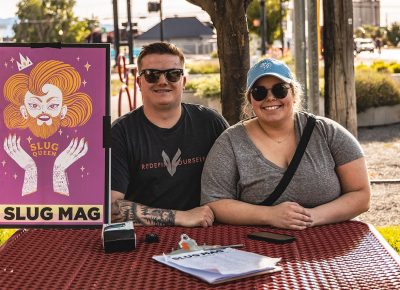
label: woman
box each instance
[201,58,370,230]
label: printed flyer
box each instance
[0,43,110,226]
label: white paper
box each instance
[153,247,281,284]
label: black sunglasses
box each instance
[139,69,184,83]
[250,83,291,101]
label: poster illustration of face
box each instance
[0,44,110,226]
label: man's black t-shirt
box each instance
[111,103,228,210]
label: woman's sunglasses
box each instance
[139,69,184,83]
[250,83,291,101]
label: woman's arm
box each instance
[307,157,371,226]
[207,199,312,230]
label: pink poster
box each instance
[0,44,110,226]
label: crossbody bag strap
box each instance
[259,115,317,206]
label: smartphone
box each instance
[247,231,295,244]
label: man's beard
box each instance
[27,115,61,139]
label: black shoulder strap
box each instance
[259,115,316,206]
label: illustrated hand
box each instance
[175,205,215,228]
[3,134,37,195]
[3,134,36,170]
[54,137,88,171]
[53,137,88,195]
[268,202,313,230]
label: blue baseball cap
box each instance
[246,58,293,91]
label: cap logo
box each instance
[259,61,272,70]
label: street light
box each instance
[148,0,164,41]
[260,0,266,55]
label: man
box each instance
[111,42,228,227]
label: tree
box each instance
[186,0,251,124]
[247,0,288,46]
[13,0,91,43]
[354,25,380,39]
[387,22,400,47]
[323,0,357,136]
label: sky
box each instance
[0,0,210,31]
[0,0,399,29]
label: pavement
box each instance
[354,48,400,65]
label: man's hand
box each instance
[268,202,313,230]
[175,205,215,228]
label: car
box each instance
[354,38,375,53]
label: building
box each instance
[353,0,380,28]
[135,16,216,54]
[0,18,16,42]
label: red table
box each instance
[0,221,399,289]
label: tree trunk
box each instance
[186,0,250,125]
[323,0,357,136]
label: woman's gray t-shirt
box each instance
[201,112,364,208]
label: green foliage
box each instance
[210,51,218,59]
[246,0,288,46]
[355,68,400,112]
[389,63,400,73]
[186,60,220,74]
[358,61,400,74]
[0,229,17,246]
[354,25,387,45]
[371,61,391,73]
[386,22,400,47]
[185,74,220,99]
[13,0,93,43]
[377,226,400,254]
[354,25,378,39]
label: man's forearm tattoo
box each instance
[141,207,175,226]
[111,199,142,224]
[111,199,176,226]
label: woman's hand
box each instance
[268,201,313,230]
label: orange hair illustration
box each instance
[3,60,92,139]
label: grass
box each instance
[0,229,17,246]
[186,59,220,74]
[377,225,400,254]
[111,77,136,97]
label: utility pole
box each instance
[293,0,307,107]
[112,0,120,65]
[159,0,164,41]
[307,0,319,114]
[127,0,134,64]
[280,0,284,57]
[260,0,266,55]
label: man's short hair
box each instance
[137,42,185,71]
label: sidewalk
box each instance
[110,72,142,122]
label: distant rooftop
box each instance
[136,16,214,40]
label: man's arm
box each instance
[111,190,214,227]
